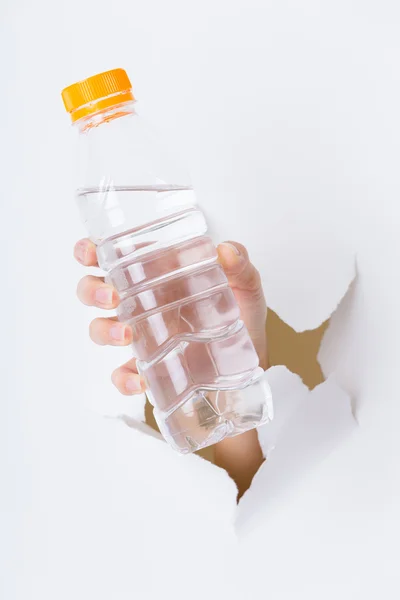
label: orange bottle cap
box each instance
[61,68,135,123]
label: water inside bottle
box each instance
[77,186,272,452]
[77,185,197,245]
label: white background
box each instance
[2,0,400,598]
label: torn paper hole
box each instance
[95,238,357,529]
[318,278,360,403]
[257,223,356,333]
[235,367,356,537]
[267,309,329,389]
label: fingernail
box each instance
[126,376,143,393]
[110,324,126,342]
[221,242,241,256]
[74,241,88,264]
[95,286,113,306]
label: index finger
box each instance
[74,238,98,267]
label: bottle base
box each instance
[154,368,273,454]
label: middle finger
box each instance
[77,275,119,308]
[89,317,132,346]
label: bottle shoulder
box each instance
[76,112,191,190]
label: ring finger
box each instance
[89,317,133,346]
[111,358,145,395]
[77,275,119,309]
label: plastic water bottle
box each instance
[62,69,273,453]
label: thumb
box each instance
[217,242,262,293]
[217,241,268,367]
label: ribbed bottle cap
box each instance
[61,69,135,122]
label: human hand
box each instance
[74,238,268,393]
[74,238,268,497]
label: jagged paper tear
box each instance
[94,237,357,537]
[235,366,356,536]
[204,201,357,334]
[256,224,357,333]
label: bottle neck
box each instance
[73,101,136,132]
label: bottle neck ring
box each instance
[73,99,136,132]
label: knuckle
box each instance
[88,320,97,341]
[111,369,119,387]
[77,275,91,297]
[88,319,104,345]
[242,265,262,292]
[249,267,262,294]
[249,267,262,290]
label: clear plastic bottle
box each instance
[62,69,273,453]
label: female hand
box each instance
[74,238,268,497]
